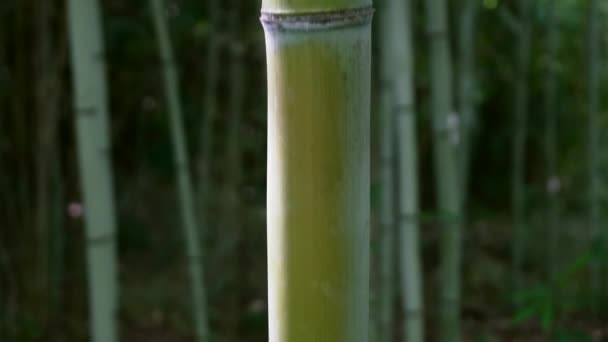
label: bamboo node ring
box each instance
[260,6,374,30]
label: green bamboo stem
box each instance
[149,0,210,340]
[543,0,560,297]
[458,0,479,206]
[511,0,531,295]
[377,0,395,339]
[66,0,119,341]
[262,1,373,340]
[387,0,423,339]
[425,0,462,340]
[587,0,601,313]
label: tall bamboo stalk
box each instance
[425,0,462,340]
[587,0,601,312]
[66,0,118,341]
[388,0,423,339]
[543,0,560,295]
[377,0,395,339]
[261,0,372,340]
[458,0,479,205]
[511,0,531,294]
[149,0,210,340]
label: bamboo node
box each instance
[260,6,374,31]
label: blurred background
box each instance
[1,0,607,341]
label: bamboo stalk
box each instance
[261,0,373,340]
[458,0,479,206]
[587,0,601,314]
[424,0,463,340]
[377,0,395,339]
[66,0,119,341]
[511,0,531,295]
[149,0,210,340]
[387,0,423,339]
[543,0,560,299]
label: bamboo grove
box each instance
[0,0,607,341]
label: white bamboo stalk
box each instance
[377,0,395,339]
[387,0,423,339]
[66,0,119,341]
[424,0,463,340]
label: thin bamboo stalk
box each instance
[66,0,119,341]
[262,0,373,340]
[458,0,479,206]
[377,0,395,339]
[543,0,560,297]
[587,0,601,313]
[149,0,210,340]
[387,0,423,339]
[424,0,463,340]
[511,0,531,294]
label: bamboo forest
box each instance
[2,0,608,341]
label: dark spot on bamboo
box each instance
[77,106,97,116]
[87,233,115,246]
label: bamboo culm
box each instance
[458,0,479,206]
[66,0,119,341]
[511,0,531,294]
[424,0,462,340]
[149,0,210,340]
[262,0,372,340]
[377,0,395,339]
[587,0,601,313]
[387,0,424,339]
[543,0,560,297]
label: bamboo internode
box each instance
[262,1,372,341]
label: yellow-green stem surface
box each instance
[264,21,371,342]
